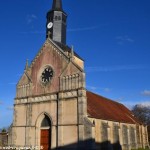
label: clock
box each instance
[41,66,54,85]
[47,22,53,29]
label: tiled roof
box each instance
[87,91,141,124]
[54,41,84,60]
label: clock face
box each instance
[41,66,54,85]
[47,22,53,29]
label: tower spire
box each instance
[52,0,63,11]
[46,0,67,45]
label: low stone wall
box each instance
[0,132,8,146]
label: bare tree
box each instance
[132,104,150,143]
[132,104,150,125]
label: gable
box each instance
[16,39,85,98]
[17,71,31,86]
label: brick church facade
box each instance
[8,0,149,150]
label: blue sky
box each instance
[0,0,150,128]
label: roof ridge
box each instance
[87,90,123,106]
[54,41,84,61]
[30,38,69,68]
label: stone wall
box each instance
[0,132,8,146]
[10,89,88,149]
[89,118,149,150]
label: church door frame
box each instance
[40,127,51,150]
[35,113,53,150]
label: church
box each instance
[8,0,149,150]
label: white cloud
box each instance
[116,35,134,44]
[120,100,150,110]
[68,26,99,32]
[103,88,111,92]
[87,86,111,93]
[8,82,16,85]
[119,101,137,110]
[26,14,37,24]
[140,101,150,107]
[87,86,98,90]
[20,31,45,34]
[116,97,124,101]
[6,106,14,110]
[141,90,150,96]
[67,24,108,32]
[86,65,149,72]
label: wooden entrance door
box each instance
[40,129,50,150]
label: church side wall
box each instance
[141,125,150,148]
[88,118,149,150]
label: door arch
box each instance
[40,115,51,150]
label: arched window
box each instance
[41,115,51,127]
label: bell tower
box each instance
[46,0,67,45]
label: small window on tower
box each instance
[58,16,61,20]
[55,16,58,20]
